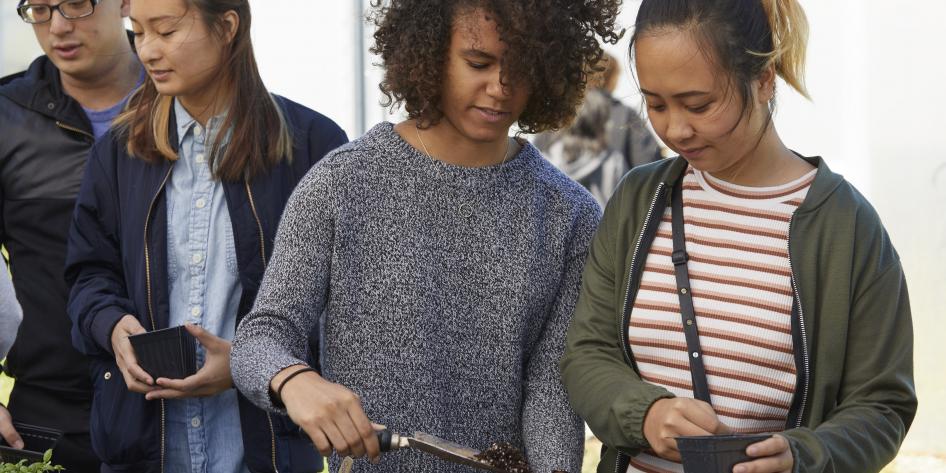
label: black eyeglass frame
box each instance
[16,0,99,24]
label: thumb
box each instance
[0,419,24,450]
[185,323,220,349]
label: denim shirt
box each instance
[165,100,249,473]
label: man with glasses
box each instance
[0,0,141,469]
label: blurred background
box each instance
[2,1,944,471]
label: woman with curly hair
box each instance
[230,0,621,471]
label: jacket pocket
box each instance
[89,358,159,466]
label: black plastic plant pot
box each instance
[677,434,772,473]
[0,422,62,464]
[129,325,198,380]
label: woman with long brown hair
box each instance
[64,0,347,471]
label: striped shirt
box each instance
[627,167,815,473]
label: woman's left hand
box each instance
[145,324,233,400]
[732,434,794,473]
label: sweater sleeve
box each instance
[521,200,599,473]
[0,263,22,359]
[231,161,337,413]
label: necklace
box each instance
[415,125,513,218]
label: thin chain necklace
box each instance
[415,125,513,218]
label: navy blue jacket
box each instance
[65,95,347,473]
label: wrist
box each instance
[270,365,316,407]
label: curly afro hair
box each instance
[369,0,623,134]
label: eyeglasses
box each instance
[17,0,98,24]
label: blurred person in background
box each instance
[0,0,142,469]
[63,0,347,471]
[544,88,628,207]
[537,52,662,205]
[230,0,622,471]
[561,0,916,472]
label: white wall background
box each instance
[2,0,944,457]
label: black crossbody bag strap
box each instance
[670,179,713,403]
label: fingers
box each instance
[733,435,793,473]
[114,327,154,387]
[0,407,24,450]
[124,358,155,387]
[687,399,730,435]
[746,435,790,457]
[144,388,190,400]
[184,324,217,349]
[322,422,352,457]
[146,374,200,400]
[643,398,723,462]
[117,350,157,393]
[349,402,381,463]
[304,426,332,457]
[733,454,793,473]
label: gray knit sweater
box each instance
[232,122,600,473]
[1,265,22,359]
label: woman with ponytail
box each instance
[561,0,916,472]
[64,0,347,471]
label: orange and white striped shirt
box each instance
[627,167,815,473]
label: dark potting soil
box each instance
[475,442,532,473]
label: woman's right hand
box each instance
[273,365,381,462]
[109,314,157,394]
[643,397,733,461]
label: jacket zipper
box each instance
[615,182,666,473]
[619,183,666,367]
[144,166,173,473]
[55,121,94,140]
[786,217,810,428]
[244,179,280,473]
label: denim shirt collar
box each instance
[173,99,231,150]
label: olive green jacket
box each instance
[561,156,916,472]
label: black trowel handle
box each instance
[377,429,393,452]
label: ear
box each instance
[221,9,239,44]
[120,0,131,18]
[756,64,777,104]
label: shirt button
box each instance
[104,371,112,380]
[195,198,206,209]
[196,153,206,163]
[192,253,203,264]
[191,306,201,317]
[47,102,55,110]
[191,417,201,428]
[194,126,203,137]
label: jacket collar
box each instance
[0,31,139,132]
[657,154,845,214]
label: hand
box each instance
[733,435,793,473]
[110,314,157,394]
[0,404,24,450]
[273,365,381,463]
[642,397,733,461]
[146,324,233,400]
